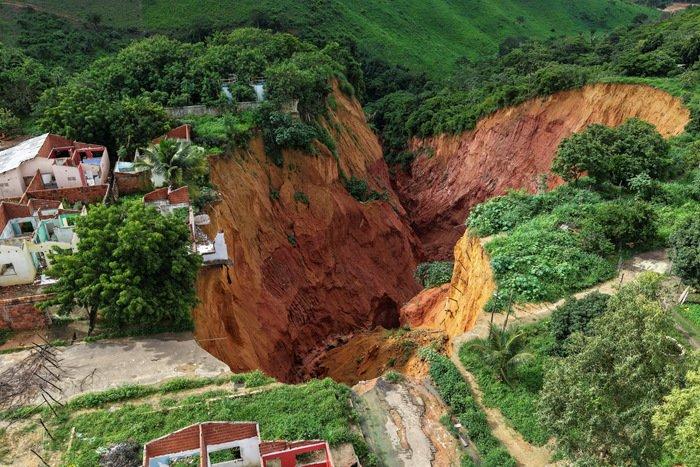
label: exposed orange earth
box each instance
[194,85,421,382]
[396,83,690,258]
[194,83,690,384]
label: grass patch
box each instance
[46,378,369,466]
[678,304,700,329]
[422,348,516,467]
[459,320,552,446]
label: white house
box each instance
[0,134,110,200]
[0,200,82,287]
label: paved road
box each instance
[0,333,229,401]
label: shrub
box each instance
[549,292,610,355]
[670,218,700,288]
[530,63,589,96]
[384,371,403,383]
[293,191,309,205]
[0,108,20,139]
[467,190,541,236]
[617,50,677,77]
[486,215,615,306]
[552,119,671,187]
[414,261,453,288]
[581,199,658,251]
[343,176,388,202]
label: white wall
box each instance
[207,437,262,467]
[0,169,26,198]
[52,165,82,188]
[19,157,54,179]
[0,243,36,286]
[100,149,110,184]
[28,241,72,268]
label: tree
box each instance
[38,84,170,155]
[549,292,609,355]
[652,370,700,466]
[580,199,658,251]
[0,44,55,115]
[617,49,677,77]
[467,324,534,384]
[552,118,671,187]
[538,275,688,465]
[0,108,20,140]
[41,203,201,334]
[670,217,700,288]
[135,139,207,188]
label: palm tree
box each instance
[467,324,534,384]
[135,139,206,187]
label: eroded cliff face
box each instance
[401,231,495,339]
[195,88,421,382]
[396,83,691,258]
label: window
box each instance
[67,176,77,181]
[0,263,17,276]
[0,182,9,187]
[210,447,242,464]
[19,221,34,234]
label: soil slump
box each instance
[194,86,421,383]
[195,83,689,384]
[396,83,690,258]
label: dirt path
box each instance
[449,249,671,466]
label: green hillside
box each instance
[0,0,658,77]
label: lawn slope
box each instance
[5,0,658,76]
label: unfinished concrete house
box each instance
[0,134,109,201]
[143,186,229,266]
[125,124,193,189]
[143,421,335,467]
[0,200,81,287]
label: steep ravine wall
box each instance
[194,87,422,382]
[401,231,495,338]
[396,83,691,258]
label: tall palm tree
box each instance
[135,139,206,187]
[467,324,534,384]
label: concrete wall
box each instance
[0,170,26,199]
[18,157,54,179]
[0,243,36,286]
[208,438,261,467]
[52,165,83,188]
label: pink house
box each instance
[0,134,109,200]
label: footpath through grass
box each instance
[422,348,516,467]
[458,320,552,446]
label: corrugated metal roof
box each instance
[0,133,49,174]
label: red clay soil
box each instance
[395,83,691,258]
[194,86,422,382]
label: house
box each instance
[0,200,81,287]
[0,134,109,200]
[142,186,230,267]
[127,124,193,190]
[142,421,335,467]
